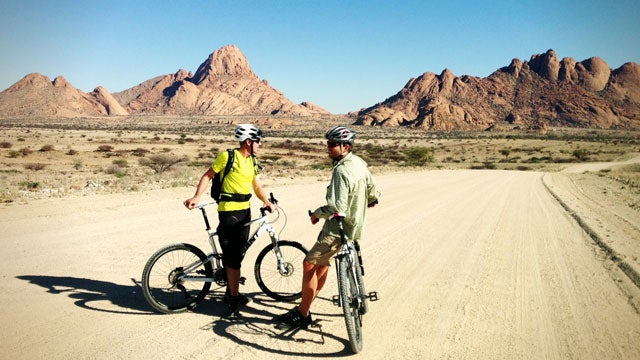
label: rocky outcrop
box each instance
[0,45,330,118]
[115,45,329,116]
[356,49,640,130]
[0,73,128,117]
[91,86,128,115]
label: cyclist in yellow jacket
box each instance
[279,125,379,328]
[184,124,274,312]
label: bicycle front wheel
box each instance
[254,241,307,301]
[354,254,368,315]
[338,255,363,353]
[141,243,213,314]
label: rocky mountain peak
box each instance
[529,49,560,81]
[356,49,640,130]
[52,76,72,88]
[191,45,257,85]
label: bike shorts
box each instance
[217,208,251,269]
[304,232,342,267]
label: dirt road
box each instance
[1,170,639,359]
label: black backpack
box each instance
[211,149,235,202]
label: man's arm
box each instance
[252,177,275,212]
[184,168,215,209]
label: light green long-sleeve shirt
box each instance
[313,152,379,241]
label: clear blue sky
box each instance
[1,0,638,114]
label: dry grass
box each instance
[0,115,638,204]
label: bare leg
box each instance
[298,260,329,317]
[226,267,241,296]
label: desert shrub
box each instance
[0,141,12,148]
[499,148,511,159]
[572,148,590,161]
[105,165,127,177]
[131,148,149,157]
[112,159,128,167]
[24,163,46,171]
[8,150,20,158]
[66,149,78,155]
[74,160,83,170]
[140,154,188,174]
[309,163,330,170]
[470,161,497,170]
[40,144,55,152]
[261,154,282,162]
[19,181,40,190]
[402,146,434,166]
[97,144,114,152]
[19,147,33,156]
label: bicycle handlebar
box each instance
[259,192,278,216]
[308,210,346,221]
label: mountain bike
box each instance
[142,193,307,314]
[326,212,378,354]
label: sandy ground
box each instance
[1,165,639,359]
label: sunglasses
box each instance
[327,141,341,148]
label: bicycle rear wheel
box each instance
[338,255,363,353]
[254,240,307,301]
[141,243,213,313]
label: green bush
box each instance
[402,146,434,166]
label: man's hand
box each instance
[184,197,198,210]
[310,213,320,225]
[263,201,276,213]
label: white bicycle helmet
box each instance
[235,124,264,142]
[325,126,356,145]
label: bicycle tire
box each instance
[254,241,307,301]
[141,243,213,314]
[338,255,363,353]
[354,254,368,315]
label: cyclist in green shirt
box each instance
[279,126,379,328]
[184,124,274,312]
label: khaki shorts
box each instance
[304,232,342,267]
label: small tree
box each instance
[140,154,188,174]
[403,146,435,166]
[572,149,590,162]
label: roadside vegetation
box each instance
[0,116,638,204]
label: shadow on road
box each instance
[17,275,155,315]
[200,294,354,358]
[17,275,354,357]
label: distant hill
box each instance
[0,74,127,117]
[2,47,638,130]
[113,45,329,116]
[354,49,640,130]
[0,45,330,118]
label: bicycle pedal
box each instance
[367,291,379,301]
[331,295,340,306]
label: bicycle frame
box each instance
[179,200,289,284]
[331,213,378,307]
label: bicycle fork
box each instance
[331,248,379,307]
[265,225,294,276]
